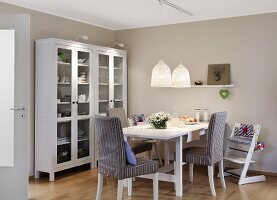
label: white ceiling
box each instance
[2,0,277,30]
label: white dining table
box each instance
[123,122,209,197]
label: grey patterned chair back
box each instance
[95,116,126,177]
[108,108,130,128]
[206,111,227,164]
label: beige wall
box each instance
[1,1,277,175]
[0,2,115,176]
[115,13,277,173]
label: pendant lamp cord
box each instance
[160,0,163,60]
[179,11,182,64]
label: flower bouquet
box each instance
[148,112,171,129]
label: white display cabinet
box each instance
[35,39,95,181]
[35,38,127,181]
[95,50,127,115]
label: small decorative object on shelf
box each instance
[58,52,66,62]
[78,72,87,83]
[148,112,170,129]
[78,58,87,64]
[194,80,203,85]
[78,94,87,102]
[207,64,230,85]
[219,89,230,99]
[57,151,69,164]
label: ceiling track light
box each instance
[158,0,193,16]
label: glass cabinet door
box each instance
[98,54,110,115]
[57,47,72,164]
[77,50,91,159]
[113,56,124,108]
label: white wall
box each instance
[115,13,277,173]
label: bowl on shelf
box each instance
[194,80,203,85]
[78,58,87,64]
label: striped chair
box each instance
[108,108,163,165]
[182,111,227,196]
[95,116,159,200]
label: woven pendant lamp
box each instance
[172,63,191,87]
[151,59,172,87]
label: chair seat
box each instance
[129,139,153,154]
[116,157,158,180]
[183,147,212,166]
[227,136,252,145]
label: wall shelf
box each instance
[190,84,235,88]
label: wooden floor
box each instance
[29,165,277,200]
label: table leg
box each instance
[175,136,183,197]
[164,141,170,165]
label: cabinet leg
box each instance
[49,172,55,182]
[90,162,94,169]
[35,171,40,179]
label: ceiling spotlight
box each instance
[75,35,89,41]
[112,43,124,48]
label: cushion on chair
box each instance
[227,136,252,145]
[234,124,254,138]
[183,147,212,166]
[116,157,158,180]
[129,140,153,155]
[124,141,137,165]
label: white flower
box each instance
[148,111,171,125]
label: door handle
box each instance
[10,107,25,111]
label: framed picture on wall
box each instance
[207,64,230,85]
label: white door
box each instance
[0,15,30,200]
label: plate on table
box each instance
[184,121,198,125]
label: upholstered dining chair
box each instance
[108,108,163,165]
[182,111,227,196]
[95,116,159,200]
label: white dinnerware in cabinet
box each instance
[35,38,95,181]
[95,50,127,115]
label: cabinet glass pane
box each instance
[78,51,90,116]
[99,54,109,114]
[114,56,123,108]
[57,48,72,119]
[78,119,90,159]
[57,121,71,164]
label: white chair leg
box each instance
[153,173,159,200]
[219,160,226,188]
[208,165,216,196]
[189,163,194,183]
[96,173,104,200]
[117,180,124,200]
[127,178,132,196]
[153,143,163,165]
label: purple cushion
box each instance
[124,141,137,165]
